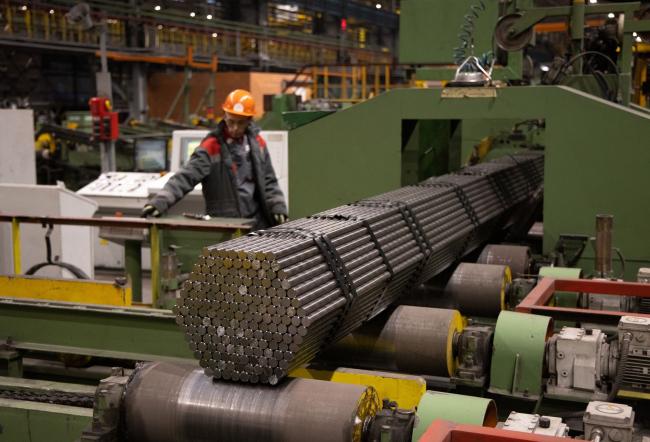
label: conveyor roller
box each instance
[320,306,465,377]
[124,361,381,442]
[477,244,531,278]
[447,263,512,316]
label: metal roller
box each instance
[477,244,531,278]
[320,307,464,377]
[447,263,512,317]
[387,306,464,376]
[125,361,380,442]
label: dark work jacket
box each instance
[149,121,287,228]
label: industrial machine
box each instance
[34,120,171,191]
[3,1,650,441]
[77,128,288,276]
[3,129,650,440]
[320,302,650,403]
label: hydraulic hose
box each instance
[453,0,486,65]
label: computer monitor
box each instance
[181,138,202,165]
[134,138,167,172]
[170,130,209,171]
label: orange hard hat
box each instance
[222,89,255,117]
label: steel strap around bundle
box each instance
[251,226,358,344]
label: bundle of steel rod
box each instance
[174,152,543,384]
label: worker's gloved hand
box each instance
[273,213,288,225]
[141,204,161,218]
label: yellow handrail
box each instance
[11,218,21,274]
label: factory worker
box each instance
[142,89,288,229]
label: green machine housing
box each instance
[287,86,650,279]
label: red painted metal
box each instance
[516,277,650,322]
[418,420,570,442]
[517,277,555,313]
[553,279,650,297]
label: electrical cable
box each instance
[550,51,620,101]
[591,69,613,101]
[453,0,487,66]
[23,223,89,279]
[614,247,626,279]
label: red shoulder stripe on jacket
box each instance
[199,136,221,156]
[256,135,267,150]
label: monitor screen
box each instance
[135,138,167,172]
[181,137,203,166]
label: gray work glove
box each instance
[273,213,288,225]
[141,204,161,218]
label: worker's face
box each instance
[224,112,252,138]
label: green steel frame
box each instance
[0,376,94,442]
[489,311,552,400]
[0,398,92,442]
[287,86,650,279]
[0,298,191,363]
[399,0,650,105]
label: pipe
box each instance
[595,214,614,278]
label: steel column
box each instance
[150,225,160,307]
[124,240,142,303]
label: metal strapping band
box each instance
[432,181,481,228]
[506,154,535,194]
[309,212,396,321]
[427,181,482,262]
[354,199,434,313]
[252,226,358,343]
[354,200,432,257]
[307,213,393,277]
[489,171,514,208]
[486,173,509,209]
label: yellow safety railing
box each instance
[0,275,133,306]
[0,215,248,307]
[1,3,391,67]
[309,64,397,103]
[11,218,21,275]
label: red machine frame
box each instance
[419,420,570,442]
[516,277,650,323]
